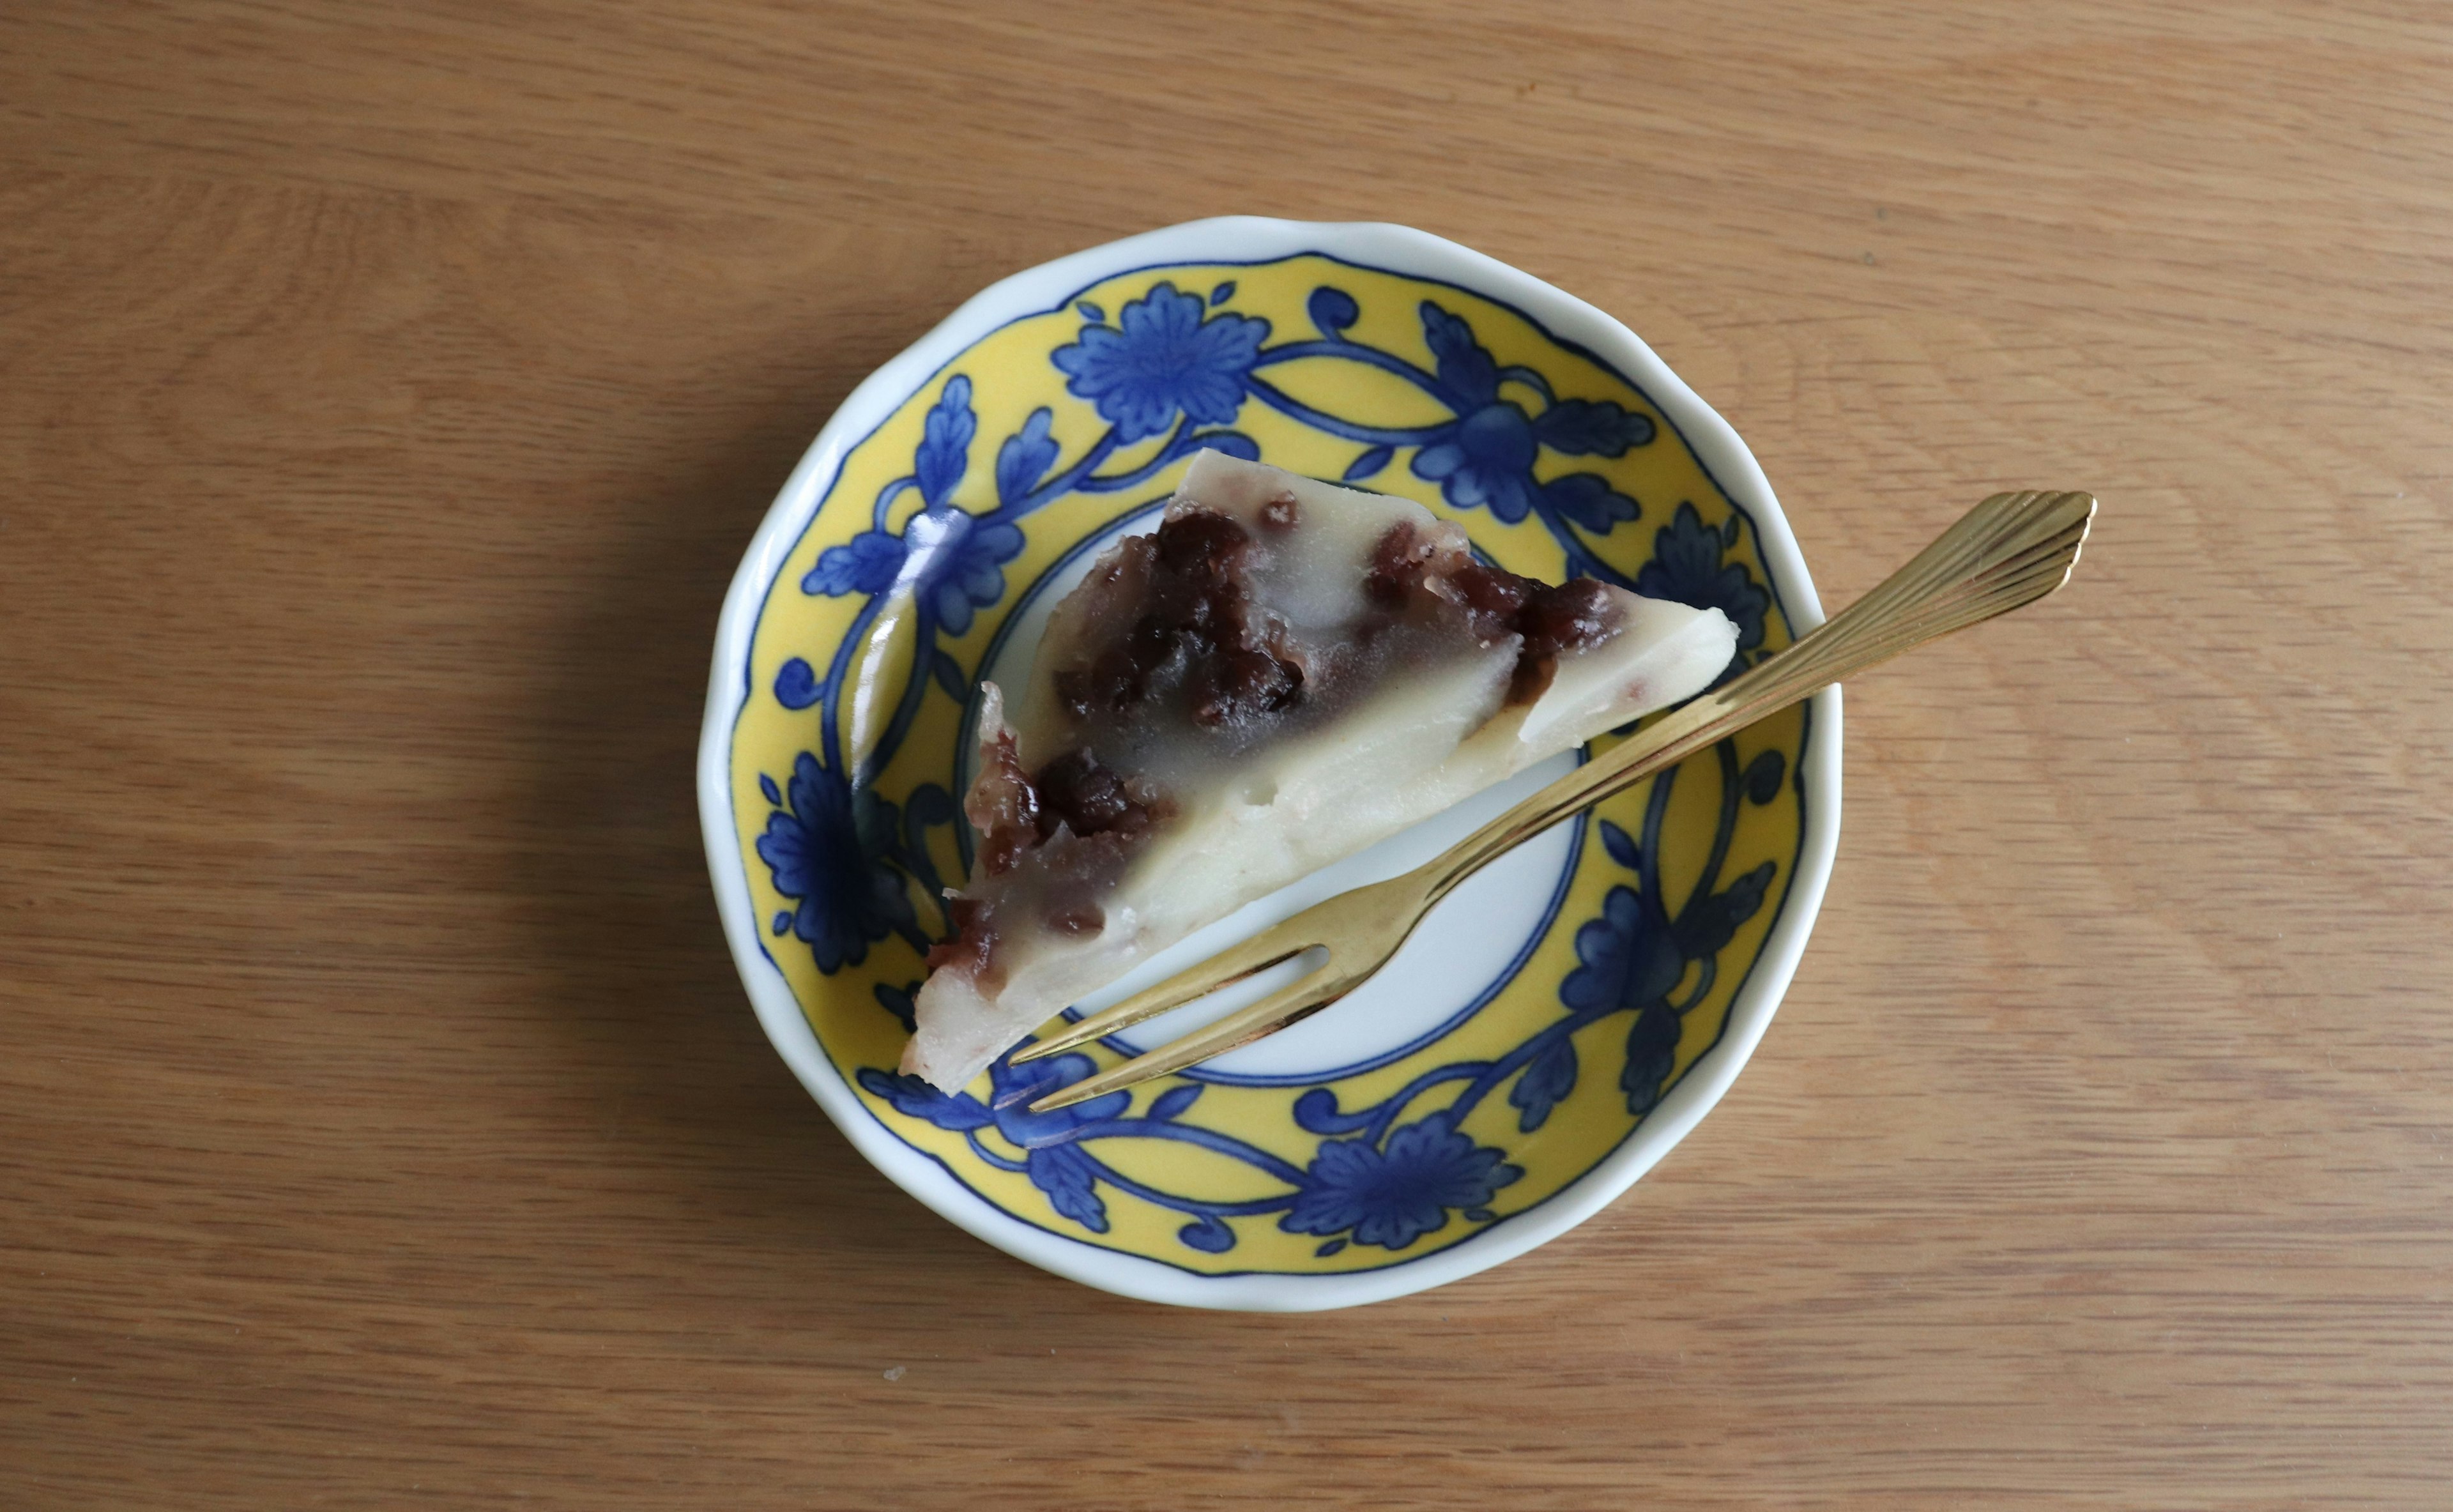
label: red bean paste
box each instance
[1051,507,1307,732]
[1363,519,1621,704]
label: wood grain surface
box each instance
[5,3,2450,1506]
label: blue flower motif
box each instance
[1420,301,1501,406]
[1635,501,1768,657]
[802,507,1022,636]
[859,1051,1131,1232]
[755,752,915,973]
[1280,1114,1521,1251]
[898,503,1024,637]
[800,376,1025,634]
[1561,880,1685,1017]
[1051,282,1269,443]
[1414,399,1542,523]
[804,530,905,597]
[1409,302,1644,530]
[982,1051,1131,1148]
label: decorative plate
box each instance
[699,218,1838,1310]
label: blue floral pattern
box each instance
[755,754,919,973]
[1051,282,1269,442]
[1406,303,1653,535]
[1283,1115,1521,1252]
[1637,500,1770,675]
[752,269,1790,1258]
[860,1053,1133,1232]
[802,377,1028,637]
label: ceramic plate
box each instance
[699,218,1838,1310]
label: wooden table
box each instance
[7,3,2449,1505]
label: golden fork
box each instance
[1021,489,2097,1113]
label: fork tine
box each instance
[1010,915,1320,1064]
[1028,958,1345,1112]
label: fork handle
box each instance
[1417,490,2096,906]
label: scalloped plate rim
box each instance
[698,216,1842,1311]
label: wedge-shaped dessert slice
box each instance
[902,450,1737,1091]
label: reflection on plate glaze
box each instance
[728,256,1806,1274]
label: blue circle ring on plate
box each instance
[698,218,1840,1310]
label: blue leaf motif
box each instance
[1147,1083,1204,1122]
[995,407,1059,506]
[914,375,977,508]
[1510,1036,1578,1133]
[1621,1000,1683,1115]
[1074,300,1104,322]
[770,910,790,936]
[1532,397,1656,456]
[1542,472,1640,533]
[932,648,967,701]
[803,530,906,597]
[1598,818,1640,872]
[1743,749,1787,805]
[1672,859,1775,960]
[1315,1239,1347,1257]
[1027,1144,1110,1232]
[758,772,783,806]
[773,657,821,710]
[1342,444,1394,482]
[1419,302,1499,406]
[1191,430,1261,462]
[1307,285,1360,333]
[1209,280,1235,306]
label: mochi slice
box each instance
[902,450,1736,1092]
